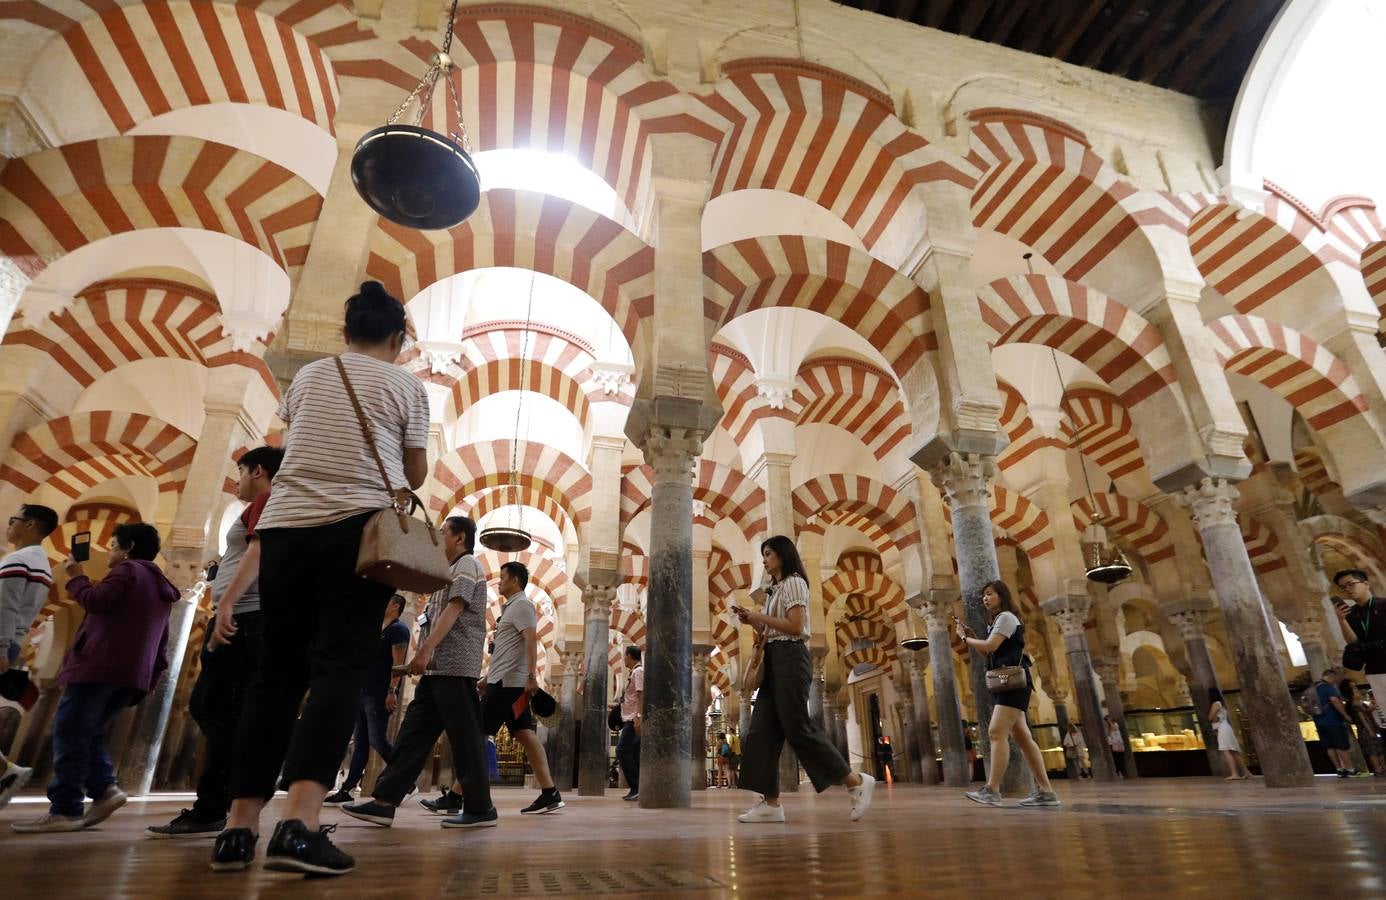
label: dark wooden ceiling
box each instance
[833,0,1288,108]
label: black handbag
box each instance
[608,702,624,731]
[1344,642,1367,672]
[0,667,30,701]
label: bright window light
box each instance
[1278,621,1308,668]
[473,149,623,222]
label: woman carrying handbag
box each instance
[956,580,1060,808]
[216,282,432,878]
[731,535,875,824]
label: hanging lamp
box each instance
[899,610,929,651]
[351,0,480,231]
[1031,252,1132,587]
[478,273,537,553]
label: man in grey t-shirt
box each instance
[481,562,563,815]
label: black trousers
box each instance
[229,513,394,800]
[189,610,264,820]
[617,721,640,791]
[740,641,850,796]
[373,675,492,814]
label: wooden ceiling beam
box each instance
[893,0,923,22]
[958,0,998,35]
[924,0,954,29]
[990,0,1032,46]
[1112,0,1185,77]
[1019,1,1070,54]
[1078,2,1149,68]
[1168,0,1258,93]
[1051,0,1107,59]
[1135,0,1226,82]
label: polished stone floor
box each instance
[1,777,1384,897]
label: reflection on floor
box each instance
[2,778,1384,897]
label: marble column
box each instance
[1093,658,1138,779]
[807,649,826,735]
[894,697,922,782]
[822,690,840,761]
[907,650,940,784]
[1048,687,1080,780]
[551,647,580,791]
[1169,608,1230,777]
[832,695,851,764]
[578,586,615,796]
[1177,478,1314,787]
[690,645,711,791]
[921,592,969,786]
[639,428,701,809]
[1043,596,1118,782]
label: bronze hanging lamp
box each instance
[478,272,536,554]
[351,0,480,231]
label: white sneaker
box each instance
[12,812,84,833]
[737,799,785,823]
[965,786,1004,807]
[0,763,33,810]
[848,773,875,822]
[82,785,128,828]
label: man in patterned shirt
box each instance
[342,516,497,829]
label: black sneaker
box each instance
[1338,769,1352,778]
[339,798,396,827]
[149,808,226,839]
[210,827,258,872]
[520,789,564,815]
[622,790,639,801]
[264,820,354,877]
[420,789,463,815]
[441,806,499,829]
[322,790,354,807]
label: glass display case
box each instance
[1124,708,1205,752]
[1029,723,1067,773]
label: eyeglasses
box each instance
[7,516,32,527]
[1339,579,1368,588]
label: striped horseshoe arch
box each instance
[0,411,196,499]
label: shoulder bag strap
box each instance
[335,355,397,503]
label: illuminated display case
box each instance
[1124,708,1205,752]
[1029,723,1068,773]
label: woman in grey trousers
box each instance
[732,535,875,824]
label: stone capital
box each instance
[691,644,713,671]
[1041,594,1091,638]
[928,451,995,510]
[583,585,616,620]
[1091,658,1120,683]
[920,588,957,630]
[1167,608,1206,643]
[910,648,931,672]
[1175,477,1241,530]
[641,425,703,484]
[589,362,634,397]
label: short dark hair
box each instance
[1334,569,1370,586]
[501,560,529,589]
[20,504,58,537]
[238,445,284,478]
[1323,668,1340,678]
[112,522,161,560]
[625,645,641,662]
[387,593,407,613]
[344,281,406,344]
[760,535,808,583]
[444,515,476,553]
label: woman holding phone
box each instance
[730,535,875,824]
[955,580,1060,808]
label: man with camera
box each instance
[1334,569,1386,700]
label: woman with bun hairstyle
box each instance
[216,282,430,877]
[956,580,1060,808]
[731,535,876,824]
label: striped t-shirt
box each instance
[765,574,811,642]
[0,544,53,654]
[257,352,431,531]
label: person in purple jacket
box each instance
[12,522,178,833]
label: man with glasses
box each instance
[0,505,58,809]
[1334,570,1386,700]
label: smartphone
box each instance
[71,531,92,563]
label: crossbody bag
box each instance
[984,619,1028,693]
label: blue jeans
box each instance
[341,690,394,792]
[48,682,140,816]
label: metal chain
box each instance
[506,272,537,529]
[385,62,438,126]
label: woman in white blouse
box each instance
[731,535,875,824]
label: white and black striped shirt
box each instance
[258,352,431,531]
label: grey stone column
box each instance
[1169,608,1230,777]
[807,649,826,733]
[832,695,851,764]
[907,650,939,784]
[690,645,711,791]
[578,586,615,796]
[894,698,921,782]
[1048,688,1079,780]
[119,591,198,794]
[1093,658,1139,779]
[738,691,752,740]
[921,592,969,786]
[1177,478,1314,787]
[1285,613,1332,678]
[1043,596,1118,782]
[638,428,701,809]
[550,648,580,791]
[822,689,840,759]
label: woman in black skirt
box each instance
[732,535,875,823]
[957,580,1059,808]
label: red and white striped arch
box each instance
[1238,516,1287,577]
[44,501,141,561]
[2,278,276,393]
[988,485,1053,559]
[0,135,321,281]
[709,342,791,447]
[1206,315,1369,432]
[979,274,1176,408]
[1061,387,1146,481]
[697,58,971,268]
[609,605,646,646]
[477,550,570,608]
[794,356,911,461]
[0,411,196,499]
[966,108,1156,286]
[25,0,340,139]
[1363,241,1386,324]
[707,661,732,696]
[444,336,592,431]
[708,560,753,605]
[800,509,895,561]
[838,592,887,622]
[619,460,768,539]
[835,549,883,574]
[1071,494,1174,566]
[842,644,894,671]
[995,378,1061,473]
[366,190,654,350]
[621,541,648,588]
[792,474,919,554]
[823,568,907,624]
[408,3,684,217]
[833,615,896,654]
[1294,447,1340,503]
[703,235,935,384]
[430,439,591,534]
[1188,202,1340,318]
[464,487,573,543]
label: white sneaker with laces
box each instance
[737,800,785,823]
[0,763,33,810]
[848,773,875,822]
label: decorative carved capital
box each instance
[643,426,702,484]
[589,362,633,396]
[220,312,278,354]
[415,340,464,375]
[1049,605,1090,639]
[1091,658,1120,684]
[929,451,995,510]
[754,377,795,410]
[1176,476,1240,530]
[1167,609,1206,643]
[583,585,616,620]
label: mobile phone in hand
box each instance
[71,531,92,563]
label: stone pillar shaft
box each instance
[1172,610,1230,777]
[1178,478,1314,788]
[578,587,614,796]
[551,650,580,791]
[1094,661,1138,779]
[908,654,939,784]
[1048,601,1118,782]
[921,594,969,786]
[690,646,710,791]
